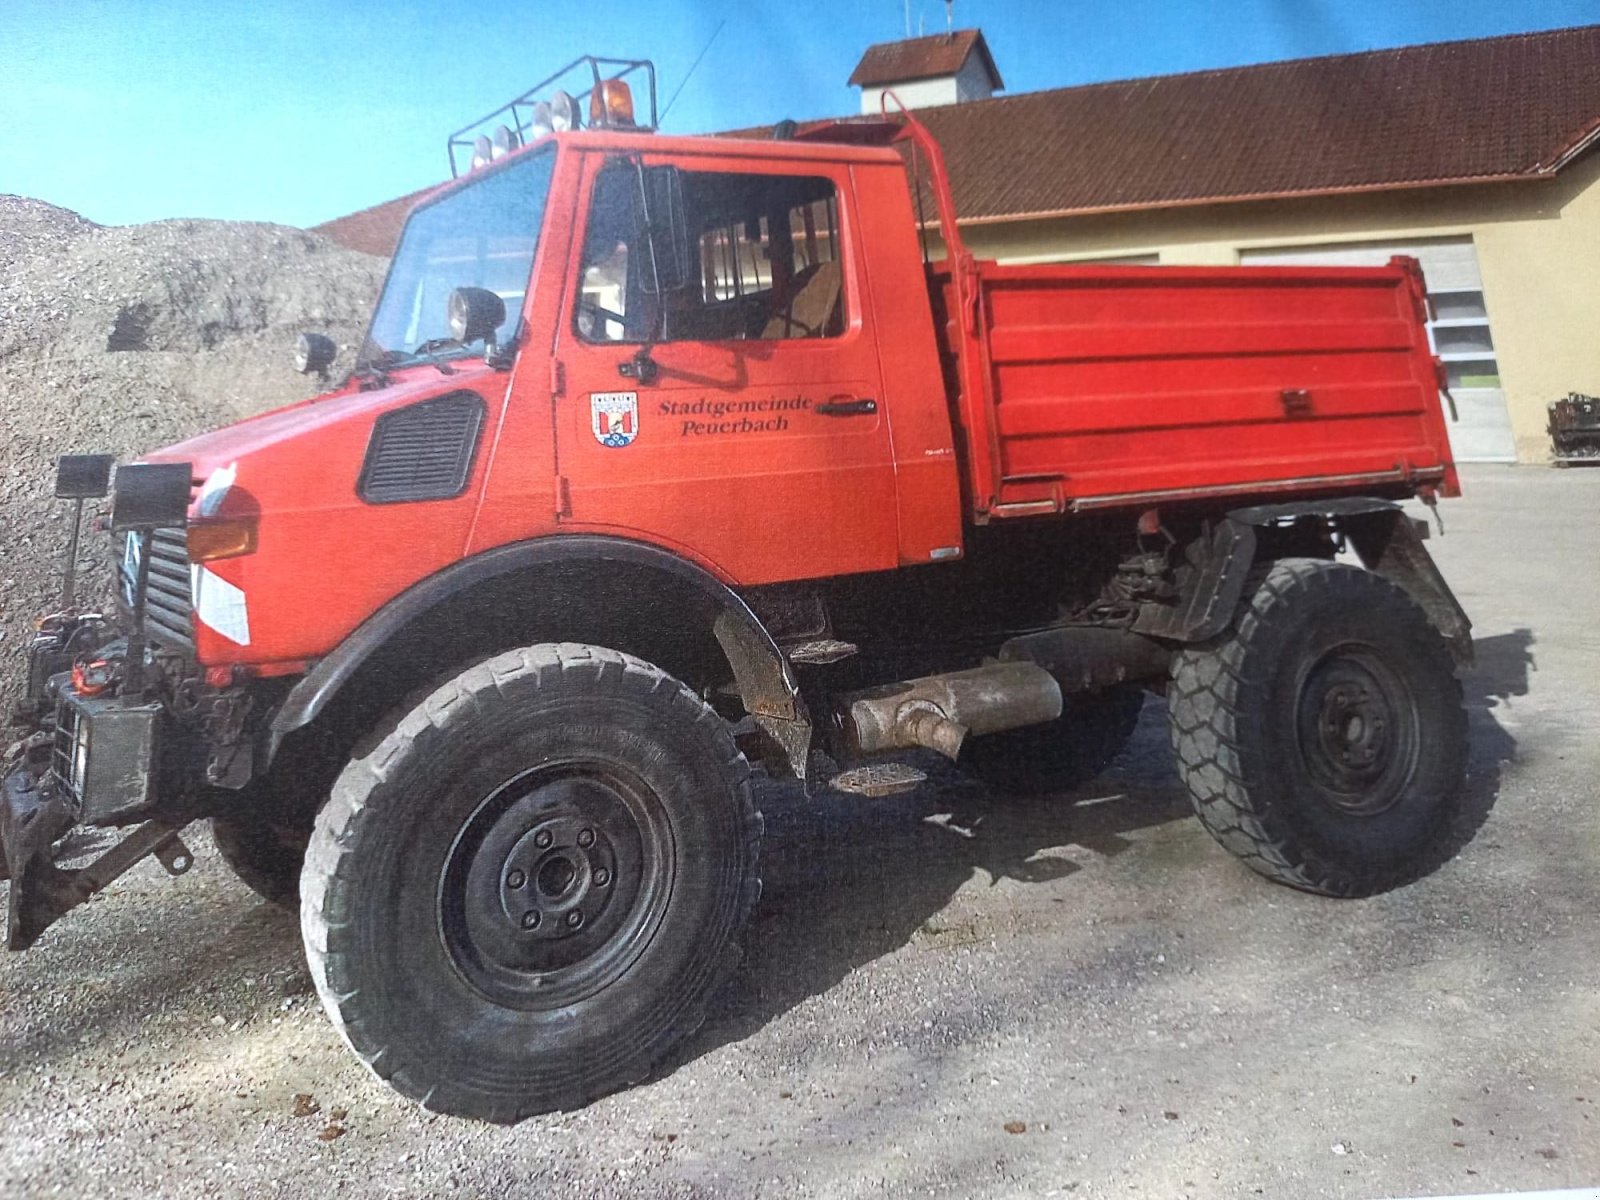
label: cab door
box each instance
[551,151,899,586]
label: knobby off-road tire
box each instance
[211,814,309,908]
[300,643,761,1123]
[964,688,1145,795]
[1168,558,1467,897]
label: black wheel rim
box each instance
[438,760,674,1011]
[1293,644,1420,816]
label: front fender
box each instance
[266,535,811,775]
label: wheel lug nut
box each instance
[565,910,584,928]
[594,868,611,887]
[506,869,526,889]
[521,910,541,929]
[533,830,553,849]
[577,828,596,848]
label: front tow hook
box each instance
[1,765,193,951]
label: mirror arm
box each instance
[632,157,671,343]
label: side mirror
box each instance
[294,332,338,375]
[448,286,507,344]
[635,165,692,295]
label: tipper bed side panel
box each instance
[954,263,1455,513]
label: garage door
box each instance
[1241,238,1516,462]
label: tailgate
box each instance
[940,258,1457,518]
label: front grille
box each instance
[118,529,195,654]
[52,700,88,805]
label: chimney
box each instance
[848,28,1004,114]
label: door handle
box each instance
[816,398,877,416]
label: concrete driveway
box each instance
[1,464,1596,1199]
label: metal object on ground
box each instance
[1549,392,1600,463]
[829,762,929,797]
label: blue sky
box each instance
[4,0,1596,228]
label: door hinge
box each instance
[556,475,572,518]
[550,359,566,397]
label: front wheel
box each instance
[1168,559,1468,897]
[211,813,307,908]
[300,643,761,1122]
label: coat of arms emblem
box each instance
[591,392,639,447]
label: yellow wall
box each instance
[956,152,1600,462]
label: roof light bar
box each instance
[446,55,658,177]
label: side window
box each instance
[575,166,845,344]
[576,166,643,343]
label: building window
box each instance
[1427,289,1499,389]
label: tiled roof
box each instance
[312,184,436,256]
[912,23,1600,221]
[847,29,1003,89]
[314,25,1600,256]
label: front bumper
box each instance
[0,761,194,951]
[2,684,192,950]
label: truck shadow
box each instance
[678,628,1528,1073]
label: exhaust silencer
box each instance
[839,661,1063,761]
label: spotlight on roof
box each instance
[491,123,520,159]
[551,90,580,132]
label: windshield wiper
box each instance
[411,337,465,374]
[349,344,401,390]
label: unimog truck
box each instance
[2,58,1472,1122]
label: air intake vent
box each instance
[358,391,486,504]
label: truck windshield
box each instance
[360,147,556,369]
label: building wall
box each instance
[957,151,1600,462]
[859,58,994,113]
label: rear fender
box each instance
[1227,499,1473,664]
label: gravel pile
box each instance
[0,195,387,703]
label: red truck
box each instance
[2,59,1471,1123]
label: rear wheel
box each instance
[300,643,761,1122]
[963,688,1145,795]
[1168,558,1467,896]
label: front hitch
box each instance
[1,763,194,950]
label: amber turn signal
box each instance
[187,517,257,562]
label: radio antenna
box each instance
[661,19,726,124]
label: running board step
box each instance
[829,763,928,798]
[786,639,859,665]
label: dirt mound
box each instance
[0,198,387,703]
[0,194,98,269]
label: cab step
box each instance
[785,638,858,665]
[829,762,928,798]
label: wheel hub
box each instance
[1317,681,1390,771]
[440,766,668,1009]
[497,815,617,941]
[1295,648,1419,816]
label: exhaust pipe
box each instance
[838,661,1062,761]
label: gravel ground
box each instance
[1,464,1595,1199]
